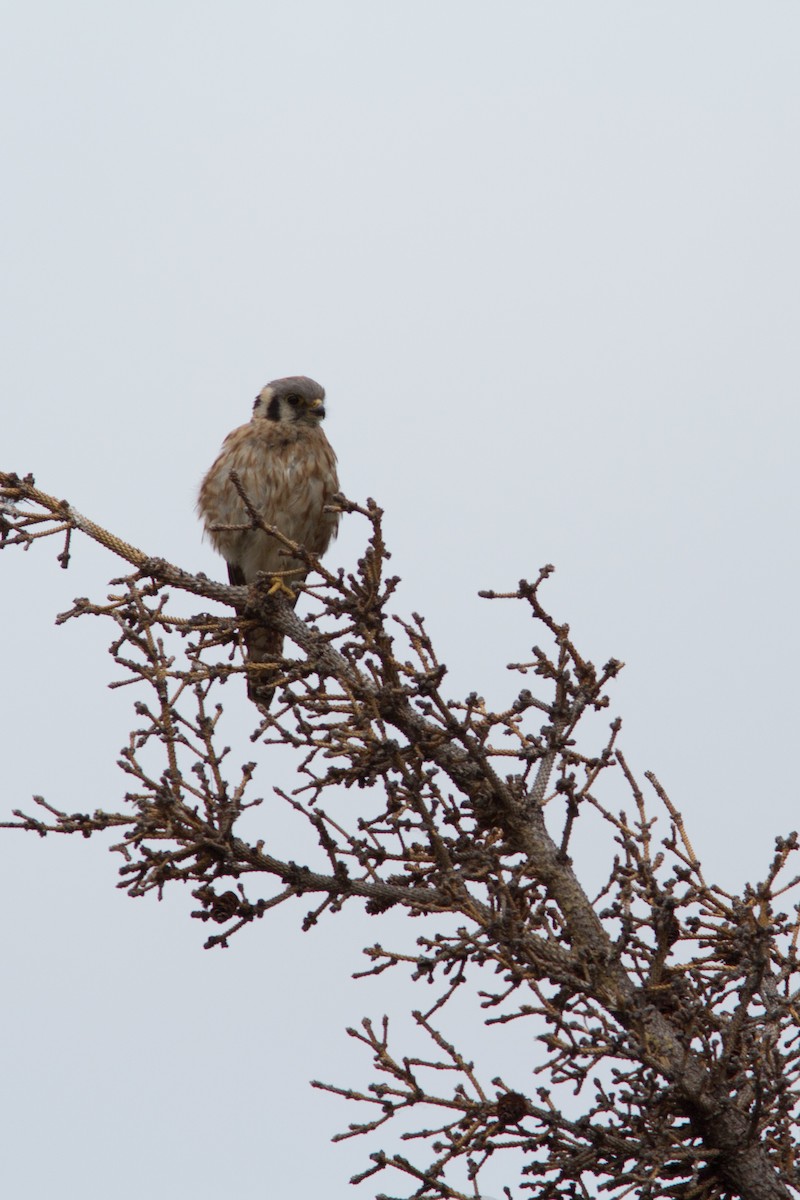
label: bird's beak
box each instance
[310,397,326,418]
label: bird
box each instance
[197,375,340,708]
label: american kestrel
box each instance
[197,375,340,707]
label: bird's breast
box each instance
[198,420,339,583]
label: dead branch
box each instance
[2,468,799,1200]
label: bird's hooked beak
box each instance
[310,397,326,419]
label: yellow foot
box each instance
[267,575,298,600]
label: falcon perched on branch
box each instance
[197,375,340,708]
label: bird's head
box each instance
[253,376,327,425]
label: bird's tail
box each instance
[227,561,293,711]
[243,622,285,711]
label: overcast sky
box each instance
[2,4,800,1198]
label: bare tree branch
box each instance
[2,468,799,1200]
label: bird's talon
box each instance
[267,576,297,599]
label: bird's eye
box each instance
[286,394,301,407]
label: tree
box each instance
[1,469,799,1200]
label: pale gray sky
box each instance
[2,4,800,1198]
